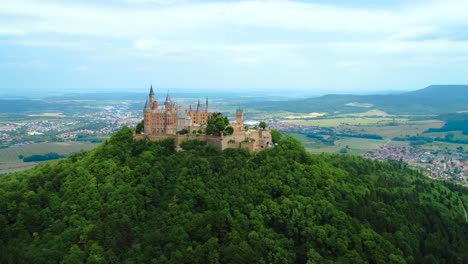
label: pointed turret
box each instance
[165,93,172,104]
[189,104,192,112]
[205,98,208,113]
[149,85,155,104]
[196,99,200,112]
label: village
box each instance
[0,102,141,147]
[363,146,467,183]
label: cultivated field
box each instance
[0,142,97,163]
[420,141,468,152]
[286,117,409,127]
[289,133,409,155]
[423,130,468,140]
[359,120,445,139]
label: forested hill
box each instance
[254,85,468,114]
[1,127,467,263]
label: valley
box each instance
[1,86,467,184]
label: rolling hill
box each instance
[254,85,468,115]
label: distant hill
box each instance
[254,85,468,115]
[404,85,468,98]
[0,127,467,262]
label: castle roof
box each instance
[149,85,154,95]
[165,93,172,104]
[144,99,151,110]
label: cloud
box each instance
[1,0,468,90]
[0,0,465,39]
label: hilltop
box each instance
[255,85,468,114]
[1,127,467,263]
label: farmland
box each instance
[285,117,408,127]
[273,109,467,158]
[345,120,445,139]
[0,142,97,174]
[289,133,409,155]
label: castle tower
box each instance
[205,98,209,113]
[196,99,200,112]
[143,99,152,134]
[165,93,173,112]
[149,85,155,103]
[149,85,158,110]
[236,108,244,127]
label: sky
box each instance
[1,0,468,96]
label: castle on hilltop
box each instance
[134,86,272,152]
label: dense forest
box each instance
[1,127,467,263]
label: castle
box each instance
[134,86,272,152]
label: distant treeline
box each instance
[22,152,65,162]
[336,133,383,140]
[306,134,335,145]
[393,135,468,146]
[306,133,383,145]
[425,113,468,135]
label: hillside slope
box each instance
[255,85,468,114]
[1,127,467,263]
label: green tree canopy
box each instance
[206,113,230,136]
[0,128,467,263]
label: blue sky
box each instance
[1,0,468,96]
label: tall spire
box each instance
[196,99,200,112]
[165,93,172,104]
[189,104,192,112]
[149,85,155,104]
[205,98,208,113]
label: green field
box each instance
[419,141,468,152]
[286,117,409,127]
[289,133,409,155]
[0,163,39,175]
[359,120,445,139]
[0,142,97,164]
[423,130,468,140]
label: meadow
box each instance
[289,133,410,155]
[285,117,408,127]
[0,142,97,174]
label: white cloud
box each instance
[1,0,468,90]
[0,0,466,39]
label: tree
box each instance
[271,129,282,144]
[224,126,234,135]
[206,113,230,136]
[259,121,267,130]
[135,120,144,134]
[177,129,189,135]
[1,127,467,263]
